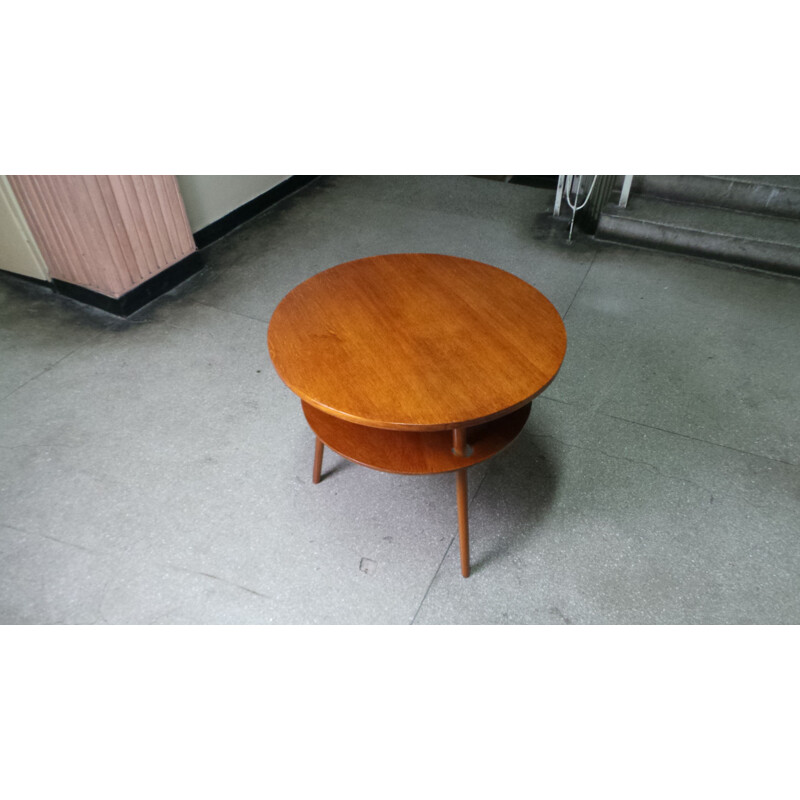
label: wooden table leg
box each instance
[456,467,470,577]
[312,436,324,484]
[452,427,470,578]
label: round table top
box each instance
[268,253,567,431]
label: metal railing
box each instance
[553,175,634,237]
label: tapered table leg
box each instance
[456,468,470,577]
[452,427,470,578]
[312,437,324,484]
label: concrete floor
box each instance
[1,175,799,624]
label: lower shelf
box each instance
[302,401,531,475]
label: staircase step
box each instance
[596,196,800,277]
[631,175,800,220]
[719,175,800,189]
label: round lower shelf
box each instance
[302,401,531,475]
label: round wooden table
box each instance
[268,253,567,577]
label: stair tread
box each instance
[607,196,800,248]
[712,175,800,190]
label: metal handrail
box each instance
[619,175,633,207]
[554,175,634,215]
[553,175,629,239]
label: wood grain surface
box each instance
[269,253,566,431]
[302,401,531,475]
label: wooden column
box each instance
[7,175,196,298]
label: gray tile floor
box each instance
[1,175,799,624]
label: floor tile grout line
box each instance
[539,394,574,407]
[409,464,492,625]
[410,537,455,625]
[183,298,268,325]
[1,295,267,407]
[600,411,800,468]
[540,395,800,467]
[0,328,107,404]
[0,519,274,608]
[562,249,599,321]
[470,462,493,505]
[540,394,799,468]
[539,394,799,468]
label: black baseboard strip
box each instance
[508,176,559,189]
[0,272,51,290]
[52,250,206,317]
[192,175,319,249]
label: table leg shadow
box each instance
[467,425,560,575]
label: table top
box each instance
[268,253,567,431]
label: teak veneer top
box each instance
[268,253,567,431]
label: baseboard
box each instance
[192,175,319,249]
[508,176,559,189]
[0,271,51,290]
[52,250,206,317]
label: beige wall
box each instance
[176,175,290,233]
[0,176,49,280]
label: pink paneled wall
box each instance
[8,175,196,298]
